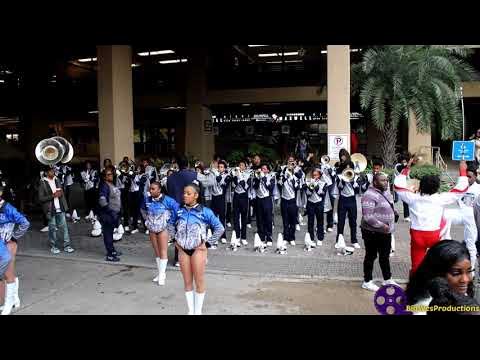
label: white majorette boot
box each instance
[185,291,194,315]
[230,231,239,251]
[194,292,205,315]
[254,233,265,253]
[1,282,16,315]
[276,233,287,255]
[14,277,20,309]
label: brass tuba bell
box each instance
[321,155,330,165]
[342,167,356,182]
[35,136,74,166]
[350,153,368,174]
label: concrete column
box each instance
[97,45,134,165]
[327,45,351,160]
[185,50,214,163]
[408,110,432,162]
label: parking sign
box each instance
[452,141,475,161]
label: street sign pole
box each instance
[460,86,466,140]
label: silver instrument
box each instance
[35,136,74,166]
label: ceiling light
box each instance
[138,50,174,56]
[0,80,4,83]
[131,63,140,67]
[88,110,99,114]
[159,58,188,64]
[321,50,327,54]
[77,57,97,62]
[248,45,268,47]
[258,52,299,57]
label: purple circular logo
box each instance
[374,284,412,315]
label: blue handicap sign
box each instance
[452,141,475,161]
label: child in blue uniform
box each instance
[141,182,179,286]
[168,182,224,315]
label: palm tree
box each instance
[352,45,476,168]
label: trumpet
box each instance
[255,169,263,178]
[342,167,356,182]
[321,155,330,165]
[307,179,318,191]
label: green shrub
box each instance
[408,165,441,180]
[248,143,279,162]
[226,150,245,165]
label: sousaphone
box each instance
[35,136,74,166]
[350,153,368,174]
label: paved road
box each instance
[13,256,378,315]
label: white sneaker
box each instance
[64,246,75,253]
[50,247,60,255]
[327,228,334,233]
[158,273,166,286]
[153,274,159,283]
[40,226,49,233]
[241,240,248,246]
[316,240,323,246]
[382,279,400,287]
[65,213,71,218]
[145,230,150,235]
[175,262,180,267]
[124,226,130,232]
[247,224,252,229]
[227,222,232,228]
[362,281,379,292]
[266,241,273,247]
[295,224,301,231]
[289,241,296,246]
[404,217,411,222]
[130,229,139,234]
[221,238,227,244]
[353,243,361,249]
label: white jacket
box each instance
[394,167,468,231]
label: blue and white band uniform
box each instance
[337,175,362,197]
[210,172,230,196]
[306,179,327,203]
[255,174,276,198]
[233,171,250,195]
[140,194,179,234]
[81,169,98,191]
[168,204,225,250]
[279,169,300,200]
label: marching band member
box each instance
[364,159,385,191]
[253,163,276,246]
[442,166,480,272]
[209,160,231,244]
[335,149,366,249]
[231,161,250,245]
[81,161,99,221]
[394,159,469,274]
[394,155,411,222]
[142,158,158,184]
[128,164,150,234]
[278,157,301,246]
[304,168,328,246]
[0,185,30,315]
[248,155,262,227]
[98,167,123,262]
[295,159,307,229]
[102,158,114,172]
[167,182,224,315]
[320,158,335,232]
[58,163,77,220]
[141,181,179,286]
[38,166,75,255]
[116,160,133,231]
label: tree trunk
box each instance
[381,121,398,168]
